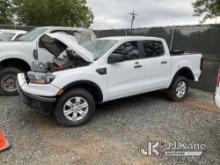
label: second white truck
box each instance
[0,26,96,95]
[18,34,203,126]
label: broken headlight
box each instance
[27,71,55,84]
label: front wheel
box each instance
[0,67,22,96]
[167,76,189,102]
[55,88,96,127]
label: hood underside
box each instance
[39,33,94,62]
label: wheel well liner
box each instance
[173,67,195,81]
[62,80,103,103]
[0,58,31,71]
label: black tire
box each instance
[0,67,22,96]
[167,76,189,102]
[55,88,96,127]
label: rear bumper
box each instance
[18,83,56,114]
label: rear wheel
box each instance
[167,76,189,102]
[0,67,22,96]
[55,88,96,127]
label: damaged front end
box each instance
[28,50,90,84]
[27,33,94,85]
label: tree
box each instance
[0,0,12,24]
[12,0,93,27]
[192,0,220,22]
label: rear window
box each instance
[142,40,164,58]
[16,27,48,41]
[0,32,15,41]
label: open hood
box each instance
[39,33,94,62]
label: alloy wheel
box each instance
[175,81,187,98]
[63,97,89,121]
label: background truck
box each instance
[0,26,96,95]
[18,34,203,126]
[0,29,27,41]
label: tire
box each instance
[167,76,189,102]
[0,67,22,96]
[55,88,96,127]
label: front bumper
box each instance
[18,84,56,114]
[17,73,58,114]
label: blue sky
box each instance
[87,0,217,29]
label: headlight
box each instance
[27,72,55,84]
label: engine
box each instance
[30,50,90,73]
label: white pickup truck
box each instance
[0,26,96,95]
[0,29,27,41]
[17,33,203,126]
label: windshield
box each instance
[16,27,49,41]
[83,39,118,59]
[0,32,15,41]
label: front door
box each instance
[107,41,145,100]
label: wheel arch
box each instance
[169,67,195,88]
[0,58,31,71]
[173,67,195,81]
[62,80,104,104]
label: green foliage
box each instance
[12,0,93,27]
[0,0,12,24]
[192,0,220,22]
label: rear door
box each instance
[140,40,171,90]
[107,41,145,100]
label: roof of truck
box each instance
[0,29,27,33]
[42,26,94,32]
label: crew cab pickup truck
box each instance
[0,26,96,95]
[0,29,27,41]
[17,34,203,127]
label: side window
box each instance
[51,30,76,37]
[113,41,140,61]
[143,41,164,58]
[64,30,76,36]
[14,34,24,40]
[51,30,67,34]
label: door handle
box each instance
[134,65,142,68]
[161,61,168,64]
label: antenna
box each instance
[130,11,137,30]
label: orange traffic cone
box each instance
[0,129,11,153]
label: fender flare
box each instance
[170,67,195,86]
[62,80,104,103]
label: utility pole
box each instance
[130,11,137,30]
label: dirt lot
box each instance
[0,89,219,165]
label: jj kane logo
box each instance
[139,141,206,157]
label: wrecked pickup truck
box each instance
[17,34,203,127]
[0,26,96,95]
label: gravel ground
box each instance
[0,88,219,165]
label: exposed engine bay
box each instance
[31,50,89,73]
[27,50,90,84]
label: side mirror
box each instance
[108,53,125,64]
